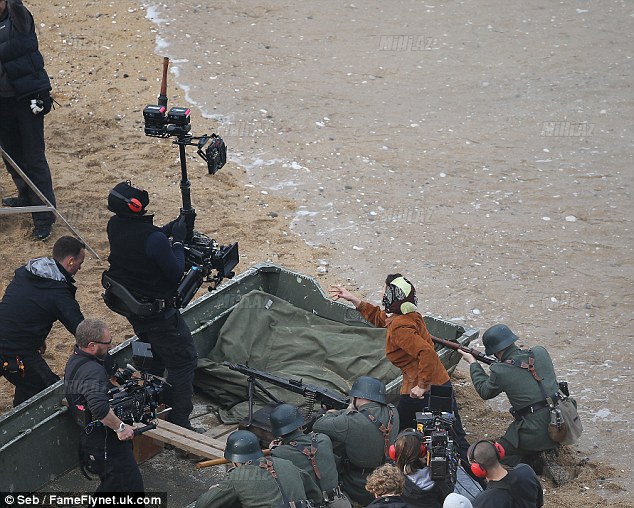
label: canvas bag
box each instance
[548,392,583,445]
[509,350,583,445]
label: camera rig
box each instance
[108,341,166,427]
[415,385,459,486]
[143,57,239,304]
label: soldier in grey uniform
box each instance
[458,324,560,466]
[195,430,314,508]
[312,376,399,506]
[269,403,352,508]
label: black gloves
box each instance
[30,93,53,115]
[171,215,187,243]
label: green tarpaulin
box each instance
[194,290,400,422]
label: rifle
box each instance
[431,336,498,365]
[223,361,350,423]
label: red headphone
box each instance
[388,430,427,462]
[468,440,505,478]
[109,189,143,213]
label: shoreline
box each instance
[0,1,630,505]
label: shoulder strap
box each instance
[289,432,322,481]
[359,406,394,458]
[505,350,554,405]
[259,459,291,507]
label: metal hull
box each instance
[0,263,478,492]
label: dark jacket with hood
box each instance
[0,257,83,356]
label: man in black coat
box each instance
[103,181,198,431]
[0,0,56,241]
[0,235,85,405]
[469,440,543,508]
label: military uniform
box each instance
[312,402,399,506]
[469,345,559,465]
[271,430,352,508]
[195,456,314,508]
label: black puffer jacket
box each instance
[0,257,83,355]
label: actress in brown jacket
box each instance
[329,274,477,482]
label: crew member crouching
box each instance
[64,318,144,493]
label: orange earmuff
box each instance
[468,440,505,478]
[389,430,427,462]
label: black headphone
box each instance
[467,440,505,478]
[109,189,144,213]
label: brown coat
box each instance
[358,302,449,394]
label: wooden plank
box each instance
[154,420,229,451]
[144,427,223,460]
[206,424,237,440]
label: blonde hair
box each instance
[365,464,405,497]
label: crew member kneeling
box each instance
[64,318,144,493]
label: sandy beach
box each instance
[0,1,632,506]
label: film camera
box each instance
[108,341,165,426]
[415,385,459,485]
[141,57,238,303]
[71,342,164,429]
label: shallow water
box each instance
[140,0,633,497]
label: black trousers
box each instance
[0,97,56,227]
[81,425,144,493]
[129,309,197,428]
[1,353,59,407]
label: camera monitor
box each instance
[132,341,154,371]
[427,384,453,413]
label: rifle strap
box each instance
[359,406,394,458]
[290,432,321,480]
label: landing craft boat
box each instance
[0,264,478,493]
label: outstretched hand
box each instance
[328,284,362,308]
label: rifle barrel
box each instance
[223,361,349,409]
[431,336,497,365]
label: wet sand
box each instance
[0,1,632,506]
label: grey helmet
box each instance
[349,376,387,404]
[482,324,519,356]
[224,430,264,463]
[270,403,305,437]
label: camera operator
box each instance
[64,318,144,493]
[103,180,199,431]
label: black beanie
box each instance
[107,181,150,217]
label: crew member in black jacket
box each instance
[104,180,198,431]
[0,235,85,406]
[0,0,56,241]
[64,318,144,493]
